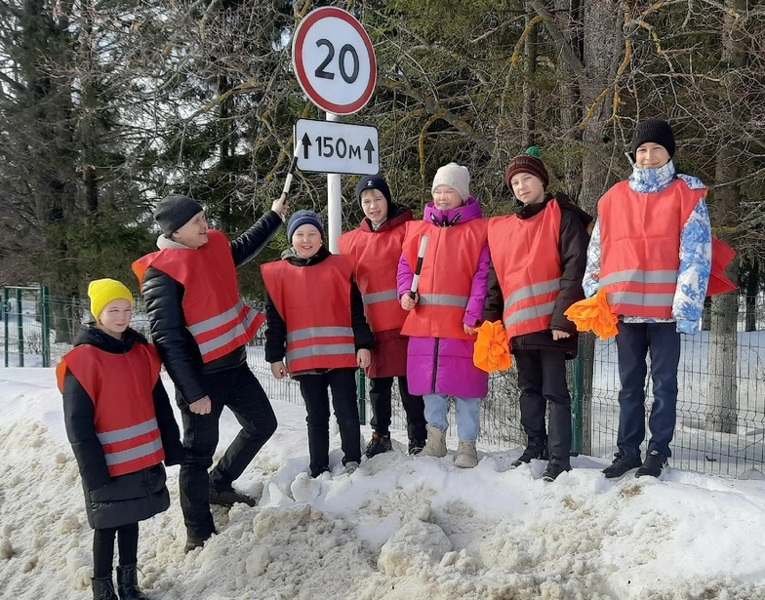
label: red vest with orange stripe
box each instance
[598,179,703,319]
[57,343,165,477]
[400,219,488,340]
[132,230,263,362]
[488,200,562,339]
[338,220,409,334]
[260,255,357,372]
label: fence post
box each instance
[40,285,50,368]
[15,287,23,367]
[356,368,366,425]
[3,287,8,367]
[571,339,584,454]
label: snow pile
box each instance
[1,367,765,599]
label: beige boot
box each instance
[418,426,447,458]
[454,440,478,468]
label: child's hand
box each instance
[401,292,419,310]
[357,349,371,368]
[552,330,571,340]
[271,361,289,379]
[189,396,212,415]
[271,193,288,218]
[463,323,477,335]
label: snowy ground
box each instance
[2,368,765,599]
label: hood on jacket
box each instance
[73,324,148,353]
[279,244,332,266]
[423,195,482,227]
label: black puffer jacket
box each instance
[264,245,374,367]
[484,193,591,357]
[62,325,184,529]
[141,211,282,404]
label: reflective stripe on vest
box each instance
[287,326,354,343]
[196,306,261,357]
[362,289,398,305]
[96,416,160,444]
[103,437,164,468]
[419,294,469,308]
[188,299,249,336]
[503,278,561,311]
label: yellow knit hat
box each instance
[88,278,134,320]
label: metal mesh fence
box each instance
[3,286,762,477]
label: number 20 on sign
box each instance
[292,7,377,115]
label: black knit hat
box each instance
[630,119,675,158]
[505,146,549,190]
[153,195,203,236]
[355,175,392,208]
[287,209,324,240]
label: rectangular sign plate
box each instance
[294,119,379,175]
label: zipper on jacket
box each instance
[430,337,439,394]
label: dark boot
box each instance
[635,450,667,478]
[511,437,547,467]
[92,576,118,600]
[116,565,148,600]
[602,452,642,478]
[408,438,426,456]
[364,432,393,458]
[209,486,257,507]
[542,455,572,482]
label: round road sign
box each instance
[292,7,377,115]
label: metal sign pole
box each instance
[326,111,342,254]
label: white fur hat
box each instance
[431,162,470,201]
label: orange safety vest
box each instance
[132,230,263,362]
[598,179,703,319]
[400,219,487,340]
[487,200,562,339]
[338,223,408,333]
[260,255,357,372]
[57,343,165,477]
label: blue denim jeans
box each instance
[615,321,681,458]
[423,393,480,441]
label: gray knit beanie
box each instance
[153,195,203,236]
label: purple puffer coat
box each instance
[397,196,490,398]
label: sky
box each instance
[1,366,765,600]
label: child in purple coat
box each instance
[397,163,490,468]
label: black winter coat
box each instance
[141,210,282,404]
[264,245,374,366]
[484,193,591,357]
[62,325,184,529]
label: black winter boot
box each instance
[602,452,642,478]
[511,437,548,467]
[92,576,118,600]
[116,565,148,600]
[542,455,572,481]
[365,432,393,458]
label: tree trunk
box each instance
[744,258,758,332]
[706,0,745,434]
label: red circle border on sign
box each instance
[293,7,377,115]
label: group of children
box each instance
[60,118,716,599]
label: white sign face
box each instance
[292,7,377,115]
[295,119,379,175]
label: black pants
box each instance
[369,376,427,441]
[178,364,277,538]
[514,349,572,459]
[297,368,361,477]
[93,522,139,579]
[615,322,681,458]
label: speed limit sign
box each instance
[292,7,377,115]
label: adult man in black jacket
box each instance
[134,193,286,552]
